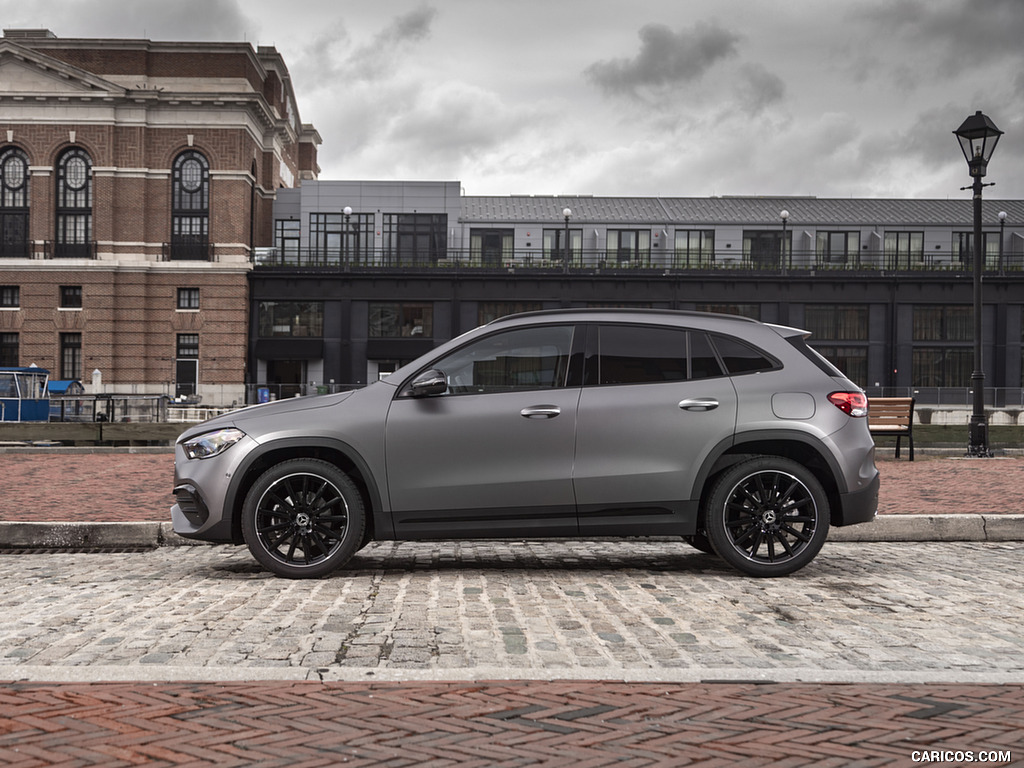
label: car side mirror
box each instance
[408,369,448,397]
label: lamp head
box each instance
[954,111,1003,178]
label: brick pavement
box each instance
[1,450,1022,523]
[1,680,1020,767]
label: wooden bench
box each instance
[867,397,915,461]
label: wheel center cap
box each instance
[762,510,778,526]
[295,512,312,529]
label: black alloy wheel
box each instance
[242,458,365,578]
[704,457,829,577]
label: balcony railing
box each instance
[43,241,98,260]
[163,241,213,261]
[0,241,31,259]
[253,248,1024,274]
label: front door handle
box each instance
[521,405,561,419]
[679,397,719,412]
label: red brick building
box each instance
[0,29,319,405]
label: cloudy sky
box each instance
[5,0,1024,199]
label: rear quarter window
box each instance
[711,334,779,375]
[786,336,846,377]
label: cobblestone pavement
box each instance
[1,450,1023,523]
[2,541,1021,680]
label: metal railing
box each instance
[253,247,1024,274]
[0,241,31,259]
[864,387,1024,408]
[162,241,213,261]
[42,241,98,260]
[49,394,170,423]
[245,382,356,404]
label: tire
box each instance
[704,457,829,577]
[241,458,365,579]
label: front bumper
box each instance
[170,433,258,543]
[171,484,236,543]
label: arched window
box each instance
[171,150,210,260]
[0,147,29,258]
[55,147,93,259]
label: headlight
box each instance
[181,428,246,460]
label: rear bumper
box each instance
[835,471,879,526]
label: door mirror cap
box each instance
[408,369,448,397]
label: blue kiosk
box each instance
[0,367,50,422]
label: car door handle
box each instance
[521,405,561,419]
[678,397,719,412]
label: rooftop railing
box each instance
[253,248,1024,275]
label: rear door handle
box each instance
[678,397,719,412]
[521,405,561,419]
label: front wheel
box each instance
[241,459,365,579]
[704,457,829,577]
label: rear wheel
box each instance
[704,457,829,577]
[241,458,365,579]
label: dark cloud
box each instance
[345,5,438,82]
[585,20,740,97]
[291,5,436,91]
[383,5,436,44]
[735,63,785,115]
[858,0,1024,72]
[292,21,350,83]
[855,104,977,178]
[0,0,254,41]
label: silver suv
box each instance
[172,310,878,578]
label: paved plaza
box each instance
[1,451,1022,765]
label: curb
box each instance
[8,665,1024,685]
[1,516,1022,549]
[0,522,199,549]
[829,514,1024,542]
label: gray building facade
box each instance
[250,180,1024,405]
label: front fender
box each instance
[223,436,391,543]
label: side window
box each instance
[429,326,574,395]
[711,334,777,375]
[596,325,687,385]
[588,325,725,385]
[690,331,725,380]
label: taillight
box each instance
[828,391,868,417]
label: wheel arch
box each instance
[696,431,846,528]
[224,437,388,545]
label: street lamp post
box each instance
[343,206,353,266]
[780,210,789,274]
[953,110,1003,458]
[998,210,1007,276]
[562,207,572,274]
